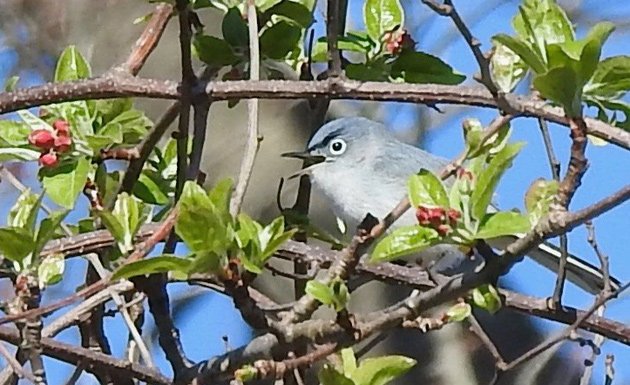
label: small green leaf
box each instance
[4,76,19,91]
[352,355,416,385]
[264,1,313,28]
[512,0,574,50]
[445,302,472,322]
[176,181,231,255]
[492,34,546,74]
[391,51,466,85]
[8,189,42,232]
[99,211,127,251]
[330,278,349,312]
[470,142,524,221]
[305,280,334,305]
[345,63,389,82]
[54,46,91,82]
[407,169,449,208]
[341,348,358,376]
[491,43,527,92]
[525,178,559,226]
[0,148,41,162]
[222,7,249,47]
[40,157,91,209]
[112,255,192,281]
[472,284,502,314]
[255,0,282,12]
[193,35,239,66]
[0,227,34,263]
[475,211,531,239]
[35,210,70,256]
[133,173,170,205]
[364,0,404,42]
[0,120,30,147]
[259,217,296,261]
[585,56,630,98]
[260,21,302,60]
[319,365,355,385]
[371,226,440,263]
[533,66,581,117]
[38,253,65,286]
[208,179,233,221]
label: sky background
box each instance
[0,0,628,384]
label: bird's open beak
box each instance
[281,151,327,180]
[281,151,326,164]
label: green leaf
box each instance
[264,1,313,28]
[312,34,373,62]
[260,21,302,60]
[133,173,170,205]
[305,280,334,305]
[352,355,416,385]
[492,34,546,74]
[54,46,91,82]
[0,120,30,147]
[524,179,559,225]
[391,51,465,85]
[330,278,349,312]
[208,178,233,222]
[490,43,527,92]
[0,148,41,162]
[513,0,574,50]
[112,256,192,281]
[34,210,70,256]
[533,66,581,117]
[188,250,225,274]
[110,193,145,252]
[0,227,34,264]
[8,189,42,232]
[371,226,440,263]
[445,302,471,322]
[585,55,630,98]
[255,0,282,12]
[364,0,404,42]
[193,34,239,66]
[38,253,65,286]
[319,365,355,385]
[407,169,449,208]
[578,22,615,82]
[176,181,232,255]
[222,7,249,47]
[341,348,358,376]
[259,217,296,261]
[99,211,127,251]
[475,211,531,239]
[345,63,389,82]
[472,284,501,313]
[470,142,524,221]
[40,157,91,209]
[4,76,19,91]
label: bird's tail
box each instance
[487,235,620,295]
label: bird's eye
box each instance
[329,139,347,155]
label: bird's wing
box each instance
[486,235,620,294]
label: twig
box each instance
[0,341,35,382]
[230,0,261,216]
[0,326,171,385]
[422,0,498,95]
[326,0,343,77]
[467,314,506,367]
[118,3,174,76]
[537,117,569,307]
[497,282,629,372]
[133,275,192,377]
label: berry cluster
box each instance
[382,29,415,55]
[28,120,72,168]
[415,205,461,236]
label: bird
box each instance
[282,116,619,294]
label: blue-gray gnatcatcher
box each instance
[283,117,617,294]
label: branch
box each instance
[2,79,629,149]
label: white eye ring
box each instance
[329,138,347,155]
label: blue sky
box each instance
[0,0,628,384]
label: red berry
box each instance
[28,129,56,150]
[416,206,432,225]
[447,209,461,226]
[39,152,58,168]
[53,120,71,135]
[54,134,72,153]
